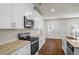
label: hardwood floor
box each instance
[39,38,65,55]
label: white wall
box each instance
[65,17,79,36]
[0,29,41,44]
[44,17,79,39]
[44,19,66,39]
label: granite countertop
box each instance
[0,40,31,55]
[65,38,79,48]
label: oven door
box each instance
[31,40,39,55]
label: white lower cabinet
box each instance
[39,36,46,50]
[10,44,31,55]
[62,39,67,55]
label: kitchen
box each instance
[0,3,45,55]
[0,3,79,55]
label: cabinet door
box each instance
[0,4,11,28]
[62,39,67,54]
[13,4,25,29]
[39,39,42,50]
[39,37,46,50]
[17,44,31,55]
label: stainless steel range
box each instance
[18,33,39,55]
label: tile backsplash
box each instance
[0,29,41,44]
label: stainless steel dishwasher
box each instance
[67,42,74,55]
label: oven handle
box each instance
[31,40,39,44]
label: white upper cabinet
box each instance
[0,3,42,29]
[0,4,11,29]
[12,4,25,29]
[0,3,25,29]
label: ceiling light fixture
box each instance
[51,9,55,12]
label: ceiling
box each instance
[34,3,79,19]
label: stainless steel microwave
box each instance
[24,16,34,28]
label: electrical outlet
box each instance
[11,22,16,27]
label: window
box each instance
[48,24,55,35]
[70,24,79,38]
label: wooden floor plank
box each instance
[39,38,65,55]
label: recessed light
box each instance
[51,9,55,12]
